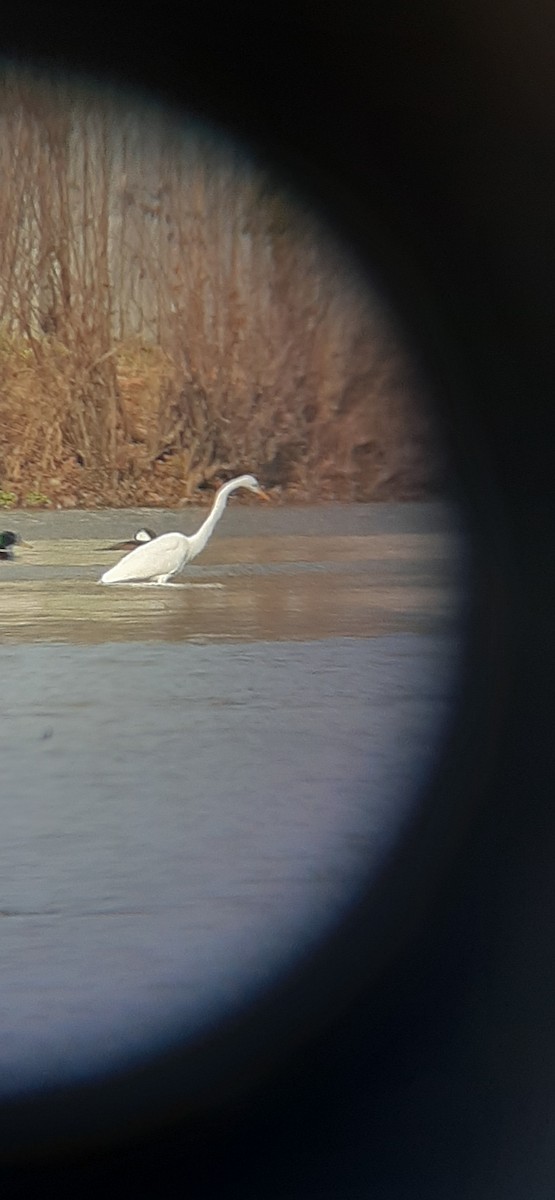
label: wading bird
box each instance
[102,528,158,553]
[99,475,270,585]
[0,531,30,561]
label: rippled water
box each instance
[0,503,464,1097]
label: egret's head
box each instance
[240,475,271,501]
[135,528,157,543]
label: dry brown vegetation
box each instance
[0,67,442,509]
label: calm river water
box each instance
[0,502,465,1098]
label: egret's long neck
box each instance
[187,479,240,560]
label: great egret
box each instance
[99,475,270,585]
[102,528,158,552]
[0,531,31,561]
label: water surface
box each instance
[0,503,464,1096]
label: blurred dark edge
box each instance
[1,2,554,1197]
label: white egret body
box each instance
[99,475,270,585]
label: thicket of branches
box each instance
[0,68,440,507]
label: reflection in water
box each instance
[0,505,464,1097]
[0,526,463,645]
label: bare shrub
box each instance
[0,67,441,507]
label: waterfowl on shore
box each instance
[99,475,270,585]
[0,531,30,561]
[101,528,158,553]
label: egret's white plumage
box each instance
[99,474,270,585]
